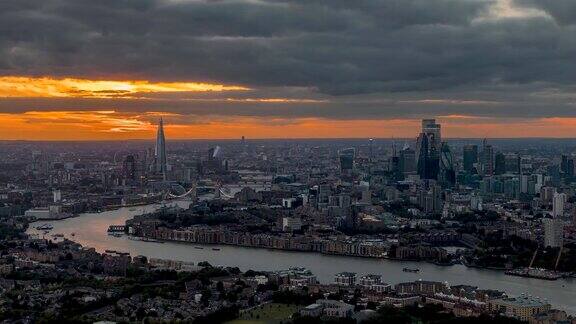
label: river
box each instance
[26,201,576,314]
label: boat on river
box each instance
[403,267,420,273]
[36,224,53,230]
[505,268,562,281]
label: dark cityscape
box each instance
[2,0,576,323]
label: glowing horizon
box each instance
[2,110,576,141]
[0,76,250,99]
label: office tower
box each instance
[400,147,416,173]
[480,139,494,176]
[494,152,506,175]
[463,145,478,173]
[205,146,225,174]
[390,154,401,176]
[520,175,529,194]
[540,186,556,204]
[388,141,400,177]
[416,133,440,180]
[533,174,544,193]
[339,148,355,174]
[155,118,168,180]
[543,218,564,248]
[543,192,566,248]
[503,178,520,199]
[417,132,430,179]
[505,153,521,174]
[421,119,441,148]
[416,119,441,180]
[418,182,443,214]
[439,142,455,187]
[123,155,137,181]
[368,138,374,163]
[211,145,222,160]
[561,155,574,177]
[547,165,562,187]
[553,192,566,218]
[31,150,48,174]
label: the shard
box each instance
[155,118,167,180]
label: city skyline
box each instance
[2,116,576,322]
[3,1,576,322]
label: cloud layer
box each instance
[1,0,576,138]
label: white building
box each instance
[334,272,356,286]
[24,208,51,219]
[299,300,355,318]
[359,274,382,286]
[282,198,298,208]
[53,190,62,203]
[543,218,564,248]
[25,205,68,220]
[282,217,302,232]
[552,192,566,218]
[470,194,483,211]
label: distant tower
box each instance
[463,144,478,173]
[369,138,374,163]
[155,118,168,180]
[481,138,494,176]
[440,142,455,187]
[416,119,441,180]
[123,155,137,181]
[339,148,355,175]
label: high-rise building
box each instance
[494,152,506,175]
[561,155,574,177]
[439,142,455,187]
[123,155,137,181]
[543,218,564,248]
[480,139,494,176]
[339,148,355,174]
[421,119,441,148]
[416,119,441,180]
[418,181,443,214]
[553,192,566,218]
[463,145,478,173]
[540,186,556,204]
[520,174,530,194]
[155,118,168,180]
[368,138,374,163]
[400,147,416,173]
[543,191,565,248]
[504,153,521,174]
[417,132,431,179]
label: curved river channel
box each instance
[27,201,576,314]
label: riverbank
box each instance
[25,202,576,315]
[131,232,461,267]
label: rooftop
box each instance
[493,296,550,308]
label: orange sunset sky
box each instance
[0,76,576,140]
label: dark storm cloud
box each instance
[0,0,575,119]
[1,90,575,120]
[515,0,576,25]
